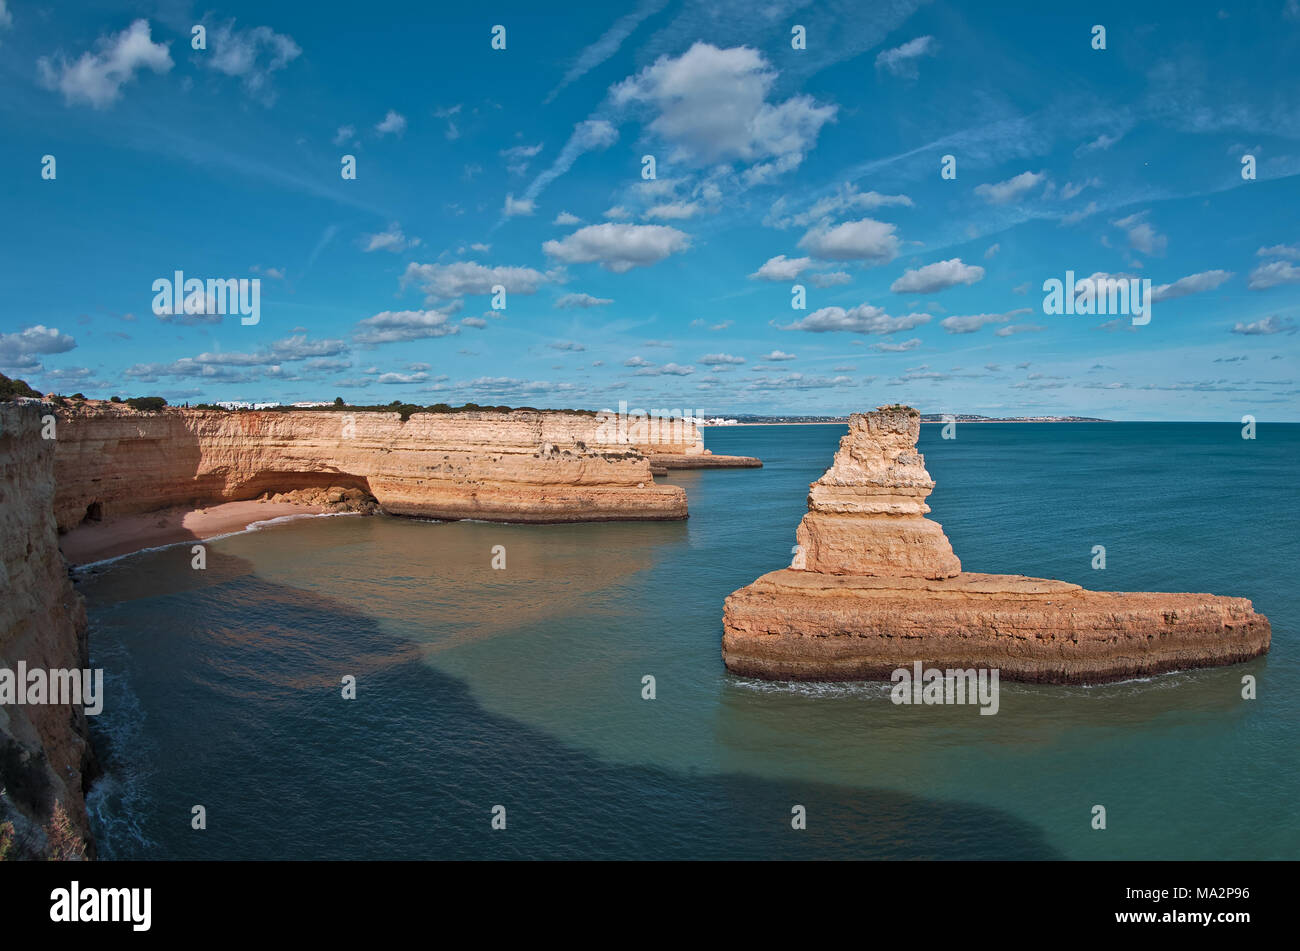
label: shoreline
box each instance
[60,500,330,567]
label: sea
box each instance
[76,422,1299,860]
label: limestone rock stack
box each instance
[791,408,959,578]
[723,406,1271,684]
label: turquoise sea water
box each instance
[78,422,1299,860]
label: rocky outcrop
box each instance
[51,405,688,531]
[791,408,959,578]
[723,406,1271,684]
[0,404,95,858]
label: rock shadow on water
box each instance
[81,549,1061,860]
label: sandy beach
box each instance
[60,500,328,566]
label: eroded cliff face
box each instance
[723,407,1272,684]
[52,405,687,531]
[0,404,95,859]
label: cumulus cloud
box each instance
[363,222,420,253]
[610,42,835,179]
[1151,269,1232,302]
[200,20,301,103]
[782,304,931,334]
[1113,211,1167,255]
[1248,260,1300,290]
[402,261,559,300]
[354,309,460,346]
[634,362,694,376]
[797,217,899,264]
[543,223,690,272]
[504,194,536,217]
[555,292,613,308]
[1231,315,1296,335]
[38,19,172,108]
[939,309,1030,334]
[810,271,851,288]
[750,255,812,281]
[699,353,745,365]
[375,109,407,136]
[871,337,921,352]
[0,324,77,369]
[764,350,797,361]
[874,36,936,78]
[765,184,912,230]
[643,201,701,221]
[974,170,1045,205]
[890,258,985,294]
[553,211,582,226]
[1257,243,1300,260]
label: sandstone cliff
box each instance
[52,405,688,532]
[723,407,1271,684]
[0,404,95,858]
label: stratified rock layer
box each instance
[0,404,95,856]
[722,407,1271,684]
[51,406,688,530]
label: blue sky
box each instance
[1,0,1298,420]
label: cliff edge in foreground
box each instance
[0,404,95,859]
[722,407,1271,684]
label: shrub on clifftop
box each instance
[0,372,41,401]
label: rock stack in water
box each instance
[722,406,1271,684]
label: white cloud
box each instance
[37,19,172,109]
[871,337,922,352]
[765,184,912,230]
[643,201,700,221]
[1231,315,1296,335]
[1061,201,1099,226]
[874,36,936,78]
[624,356,654,367]
[890,258,985,294]
[750,255,812,281]
[522,119,618,203]
[363,222,420,253]
[699,353,745,365]
[1113,212,1167,255]
[549,340,586,351]
[555,292,613,309]
[375,109,407,136]
[554,211,582,225]
[354,309,460,346]
[797,217,899,263]
[994,324,1045,337]
[610,42,835,178]
[201,21,300,103]
[501,141,543,175]
[603,205,632,219]
[542,223,690,272]
[333,125,356,146]
[641,362,694,376]
[0,324,77,367]
[504,194,536,217]
[1248,260,1300,290]
[940,308,1031,334]
[984,243,1000,259]
[764,350,797,361]
[1258,243,1300,260]
[974,170,1046,205]
[810,271,851,288]
[402,261,559,299]
[1151,269,1232,302]
[1075,132,1122,155]
[782,304,931,334]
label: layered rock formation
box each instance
[51,405,688,531]
[0,404,95,858]
[723,407,1271,684]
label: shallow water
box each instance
[79,422,1299,859]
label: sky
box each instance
[1,0,1298,421]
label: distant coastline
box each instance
[706,415,1112,426]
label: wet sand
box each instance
[60,500,328,566]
